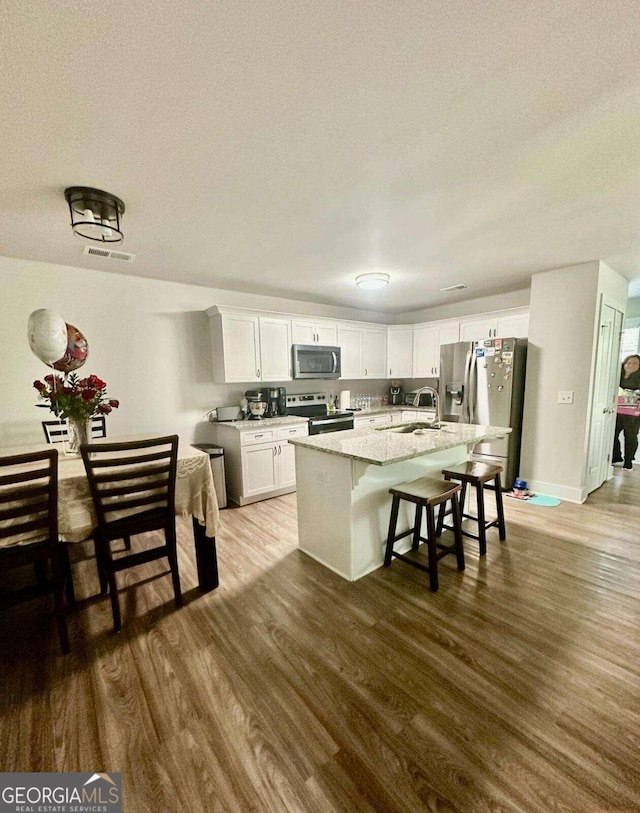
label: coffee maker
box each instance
[265,387,287,417]
[245,389,267,420]
[388,380,404,406]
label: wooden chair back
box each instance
[0,448,72,653]
[0,449,58,547]
[42,416,107,444]
[80,436,178,528]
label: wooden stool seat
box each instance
[384,476,465,591]
[437,461,506,555]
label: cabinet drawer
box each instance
[354,414,390,428]
[240,428,276,446]
[277,424,308,440]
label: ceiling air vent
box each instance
[83,246,135,262]
[440,283,467,292]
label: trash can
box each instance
[194,444,227,509]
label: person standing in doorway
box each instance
[612,354,640,469]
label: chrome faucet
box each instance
[412,386,441,426]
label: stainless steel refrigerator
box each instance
[439,337,528,489]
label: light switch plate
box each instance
[557,390,574,404]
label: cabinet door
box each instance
[315,322,338,345]
[259,317,292,381]
[278,442,297,489]
[435,322,460,376]
[413,326,439,377]
[362,329,387,378]
[292,320,337,345]
[496,312,529,338]
[387,329,414,378]
[221,314,261,382]
[338,326,362,378]
[291,320,316,344]
[459,318,496,342]
[241,442,279,498]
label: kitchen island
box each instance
[289,421,511,581]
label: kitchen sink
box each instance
[376,422,442,434]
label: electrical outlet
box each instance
[557,390,574,404]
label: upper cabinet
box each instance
[413,320,459,377]
[459,308,529,342]
[209,307,292,383]
[207,305,528,384]
[338,324,387,379]
[291,319,337,346]
[259,317,292,381]
[387,328,414,378]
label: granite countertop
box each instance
[212,405,434,432]
[212,415,309,431]
[288,421,511,466]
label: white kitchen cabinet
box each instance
[413,320,459,377]
[459,309,529,341]
[361,328,387,378]
[338,324,387,379]
[241,442,279,498]
[212,421,309,506]
[211,312,261,383]
[209,308,292,383]
[387,328,414,378]
[259,317,292,381]
[353,413,391,428]
[291,319,337,345]
[337,326,362,378]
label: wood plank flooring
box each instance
[1,466,639,812]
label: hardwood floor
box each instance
[1,466,639,812]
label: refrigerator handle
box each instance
[460,348,472,423]
[468,350,478,423]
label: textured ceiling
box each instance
[1,0,639,313]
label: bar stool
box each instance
[383,476,465,591]
[436,461,506,556]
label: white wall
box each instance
[0,256,392,448]
[520,261,628,501]
[394,288,530,324]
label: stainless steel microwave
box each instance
[292,345,341,379]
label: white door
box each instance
[387,329,413,378]
[278,442,297,488]
[362,329,387,378]
[460,318,496,342]
[315,322,338,345]
[222,314,261,382]
[586,300,623,494]
[338,326,362,378]
[413,326,439,377]
[241,443,279,497]
[259,317,292,381]
[291,320,316,344]
[435,322,460,376]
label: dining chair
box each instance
[80,435,182,632]
[42,416,107,444]
[0,448,74,653]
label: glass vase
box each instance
[66,418,91,456]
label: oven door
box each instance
[308,415,354,435]
[292,345,341,379]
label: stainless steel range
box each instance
[286,393,354,435]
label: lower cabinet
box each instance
[210,422,308,506]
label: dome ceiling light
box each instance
[355,272,390,290]
[64,186,125,244]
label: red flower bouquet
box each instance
[34,373,120,421]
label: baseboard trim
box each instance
[526,479,584,504]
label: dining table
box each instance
[0,437,221,592]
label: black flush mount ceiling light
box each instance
[64,186,125,244]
